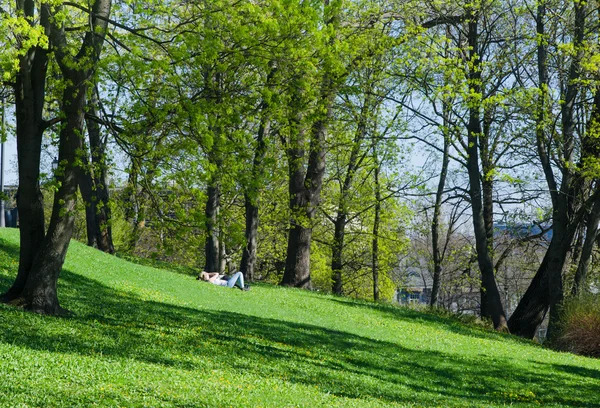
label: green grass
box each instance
[0,229,598,407]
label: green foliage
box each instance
[1,228,599,407]
[555,295,600,358]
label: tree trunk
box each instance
[281,113,329,288]
[21,79,87,314]
[331,214,346,295]
[6,0,112,314]
[86,89,114,254]
[77,154,100,248]
[281,1,336,288]
[282,223,313,288]
[372,144,381,302]
[331,97,370,295]
[465,11,508,331]
[204,183,220,272]
[479,101,495,319]
[430,101,451,307]
[572,192,600,296]
[2,3,49,304]
[240,77,272,280]
[241,195,259,281]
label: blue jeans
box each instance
[227,272,244,289]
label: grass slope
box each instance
[0,229,599,407]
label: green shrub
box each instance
[555,294,600,358]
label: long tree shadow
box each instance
[0,239,597,406]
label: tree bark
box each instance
[281,5,335,287]
[479,100,495,319]
[204,183,220,272]
[572,192,600,296]
[240,67,274,280]
[430,100,451,307]
[281,113,328,288]
[372,144,381,302]
[86,89,114,254]
[331,95,370,295]
[77,150,100,249]
[22,79,87,314]
[4,0,112,314]
[510,0,586,339]
[3,2,49,303]
[465,10,508,331]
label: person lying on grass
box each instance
[197,271,250,291]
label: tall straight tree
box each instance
[508,0,597,338]
[463,4,509,331]
[280,0,341,288]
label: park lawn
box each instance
[0,228,598,407]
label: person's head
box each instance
[198,272,210,281]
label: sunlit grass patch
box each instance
[1,228,599,407]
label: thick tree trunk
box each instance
[283,223,313,288]
[2,4,49,304]
[465,12,508,331]
[9,0,112,314]
[281,113,328,288]
[509,212,577,338]
[282,1,336,288]
[22,79,87,314]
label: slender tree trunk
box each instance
[331,95,370,295]
[241,196,259,281]
[479,102,495,319]
[372,144,381,302]
[430,102,450,307]
[77,151,100,248]
[204,183,220,272]
[240,70,273,280]
[124,158,146,251]
[465,11,508,331]
[509,1,554,338]
[86,89,114,253]
[2,3,49,304]
[545,0,586,340]
[572,192,600,295]
[331,214,346,295]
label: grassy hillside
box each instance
[0,229,598,407]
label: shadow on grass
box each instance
[0,239,597,407]
[327,297,522,344]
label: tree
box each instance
[2,0,112,314]
[508,0,600,338]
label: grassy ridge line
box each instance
[0,228,599,407]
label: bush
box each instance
[555,294,600,358]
